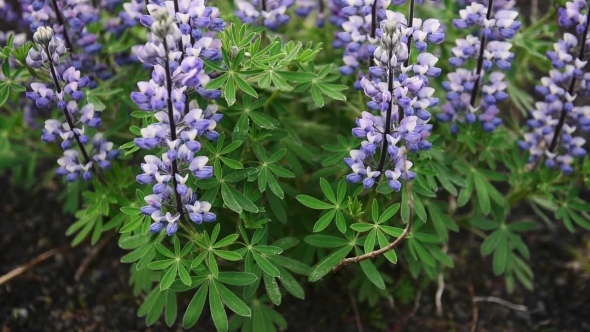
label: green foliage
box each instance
[5,2,590,330]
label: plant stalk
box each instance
[468,0,494,108]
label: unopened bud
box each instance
[33,26,54,45]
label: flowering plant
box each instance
[2,0,590,330]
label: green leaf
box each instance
[252,251,280,277]
[266,171,284,199]
[214,250,244,261]
[221,183,258,213]
[271,73,293,91]
[178,263,192,286]
[481,230,504,255]
[350,223,374,232]
[209,281,229,332]
[217,272,258,285]
[474,174,491,214]
[312,209,336,232]
[235,75,258,98]
[357,248,385,289]
[377,230,397,264]
[249,111,279,129]
[254,245,283,255]
[220,156,244,169]
[309,245,353,282]
[263,273,282,305]
[410,239,436,267]
[364,229,376,253]
[304,235,349,248]
[378,203,400,223]
[493,235,508,275]
[164,290,177,327]
[311,84,324,107]
[213,234,239,248]
[148,259,175,270]
[296,195,334,209]
[320,178,336,203]
[337,180,347,203]
[155,243,176,258]
[160,264,178,290]
[225,76,236,106]
[0,85,8,107]
[277,267,305,299]
[215,280,252,317]
[276,71,317,82]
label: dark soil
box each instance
[2,177,590,332]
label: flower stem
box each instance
[403,0,416,67]
[375,62,395,178]
[163,43,187,217]
[49,0,74,56]
[548,16,590,152]
[46,52,91,165]
[469,0,494,108]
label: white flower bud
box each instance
[33,26,54,45]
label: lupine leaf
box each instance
[160,264,178,290]
[296,195,334,209]
[493,235,508,275]
[209,281,229,332]
[164,290,177,327]
[252,251,280,277]
[263,273,281,305]
[309,245,353,282]
[217,272,258,285]
[356,247,385,289]
[312,209,336,232]
[215,280,252,317]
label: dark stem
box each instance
[91,0,98,8]
[368,0,378,66]
[163,43,186,216]
[403,0,416,67]
[375,63,395,179]
[261,0,267,12]
[318,0,325,15]
[548,19,590,152]
[49,0,74,55]
[469,0,494,108]
[46,51,91,165]
[172,0,186,57]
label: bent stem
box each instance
[333,157,414,272]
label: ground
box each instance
[1,177,590,332]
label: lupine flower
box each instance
[345,11,441,192]
[132,6,222,236]
[437,1,520,133]
[26,27,117,181]
[519,1,589,172]
[235,0,293,30]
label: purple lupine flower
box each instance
[235,0,293,30]
[345,11,439,192]
[438,1,520,133]
[334,0,394,86]
[25,27,117,181]
[131,6,221,236]
[520,1,589,172]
